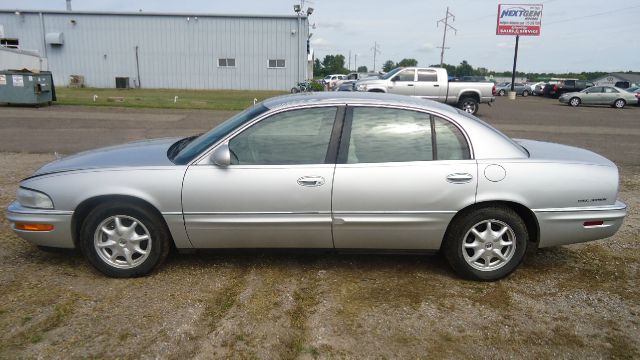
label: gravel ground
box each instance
[0,98,639,359]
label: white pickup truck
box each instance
[355,67,495,114]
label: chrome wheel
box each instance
[462,100,477,113]
[569,97,580,107]
[462,219,516,272]
[94,215,152,269]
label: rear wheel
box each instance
[443,206,528,281]
[613,99,626,109]
[458,97,479,115]
[290,87,299,94]
[522,90,529,97]
[498,89,506,96]
[569,97,581,107]
[79,202,170,277]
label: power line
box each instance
[436,7,457,67]
[545,4,640,25]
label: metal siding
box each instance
[0,11,307,90]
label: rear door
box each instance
[331,106,477,250]
[413,69,442,100]
[602,87,620,104]
[388,69,416,96]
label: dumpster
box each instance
[0,70,56,106]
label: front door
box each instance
[581,86,602,104]
[182,106,340,248]
[388,68,416,96]
[332,106,477,250]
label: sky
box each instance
[3,0,639,73]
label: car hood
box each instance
[33,137,181,176]
[515,139,614,166]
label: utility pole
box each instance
[354,54,358,72]
[348,50,351,71]
[371,41,381,72]
[437,7,457,67]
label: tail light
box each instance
[492,85,496,96]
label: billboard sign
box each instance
[496,4,543,36]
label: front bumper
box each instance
[6,201,75,248]
[534,200,627,248]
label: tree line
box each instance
[313,54,631,81]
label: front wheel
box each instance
[458,97,479,115]
[613,99,626,109]
[569,97,581,107]
[443,206,528,281]
[79,202,171,278]
[498,89,506,96]
[290,87,300,94]
[522,90,529,97]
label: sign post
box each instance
[496,4,543,94]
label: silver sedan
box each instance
[559,86,639,108]
[6,93,626,281]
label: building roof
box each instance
[0,9,306,19]
[610,73,640,84]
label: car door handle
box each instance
[433,84,440,87]
[297,176,325,187]
[407,84,414,86]
[446,173,473,184]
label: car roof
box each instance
[262,92,458,114]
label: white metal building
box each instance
[0,9,310,90]
[592,73,640,88]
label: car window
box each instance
[394,69,415,82]
[417,69,438,82]
[584,87,602,93]
[434,117,471,160]
[229,107,337,165]
[604,87,619,93]
[347,108,432,163]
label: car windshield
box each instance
[380,68,403,80]
[171,104,269,165]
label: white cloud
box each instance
[311,37,332,51]
[417,43,436,53]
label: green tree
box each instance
[456,60,473,76]
[321,54,348,75]
[397,58,418,67]
[313,58,323,77]
[357,65,368,73]
[382,60,395,72]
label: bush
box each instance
[309,81,325,92]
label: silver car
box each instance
[6,93,626,281]
[559,86,639,108]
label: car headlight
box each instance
[17,187,54,209]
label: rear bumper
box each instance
[534,200,627,248]
[6,201,75,248]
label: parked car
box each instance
[7,92,626,281]
[559,86,638,108]
[625,86,640,105]
[495,83,530,96]
[334,80,356,91]
[322,74,347,89]
[527,82,546,95]
[355,67,495,114]
[543,80,594,99]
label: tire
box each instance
[522,90,529,97]
[569,97,581,107]
[79,202,170,278]
[498,89,506,96]
[613,99,626,109]
[290,87,299,94]
[458,97,479,115]
[443,206,528,281]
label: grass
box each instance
[54,87,288,111]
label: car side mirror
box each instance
[210,143,231,167]
[391,76,398,82]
